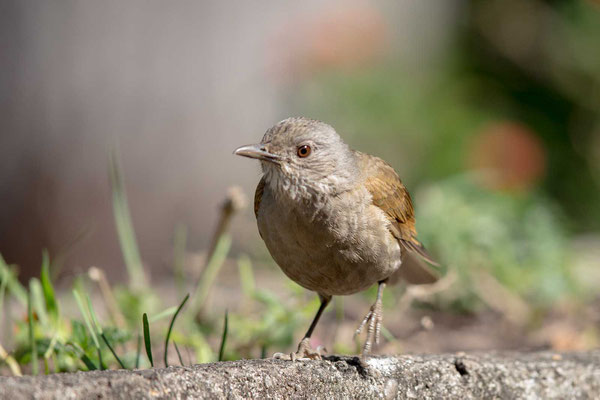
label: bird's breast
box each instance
[256,184,401,296]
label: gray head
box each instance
[234,117,359,198]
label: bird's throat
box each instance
[262,166,332,205]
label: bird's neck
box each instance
[263,164,355,207]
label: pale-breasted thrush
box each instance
[234,117,438,359]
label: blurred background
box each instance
[1,0,600,371]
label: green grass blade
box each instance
[164,293,189,367]
[27,285,38,375]
[100,333,126,369]
[73,290,100,349]
[135,333,141,369]
[51,353,58,374]
[81,353,98,371]
[0,341,23,376]
[66,342,97,371]
[192,235,231,312]
[83,293,126,369]
[85,294,103,335]
[218,310,229,362]
[40,250,59,321]
[142,313,153,367]
[0,254,27,306]
[29,278,49,328]
[174,341,184,366]
[260,344,267,359]
[149,306,177,323]
[43,357,49,375]
[109,150,146,288]
[237,255,255,298]
[380,325,398,343]
[98,348,105,370]
[43,333,59,360]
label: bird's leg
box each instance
[274,294,331,361]
[354,280,386,356]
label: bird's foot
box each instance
[273,337,326,361]
[354,297,383,356]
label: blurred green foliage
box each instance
[415,175,575,310]
[295,0,600,310]
[298,0,600,232]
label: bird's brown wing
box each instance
[254,176,266,218]
[356,151,439,284]
[254,177,266,239]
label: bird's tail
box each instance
[389,239,440,285]
[401,239,440,267]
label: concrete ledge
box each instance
[2,351,600,399]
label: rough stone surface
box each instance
[2,351,600,399]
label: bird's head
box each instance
[234,117,359,198]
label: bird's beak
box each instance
[233,144,281,163]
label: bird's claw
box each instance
[354,300,383,355]
[273,338,326,361]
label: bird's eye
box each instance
[297,145,311,158]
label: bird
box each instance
[234,117,438,359]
